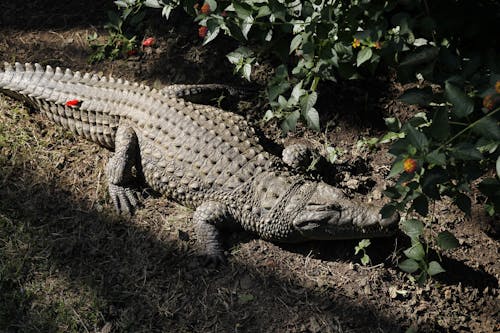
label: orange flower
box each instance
[200,2,210,14]
[495,81,500,94]
[374,41,382,49]
[483,95,495,110]
[142,37,155,47]
[198,26,208,38]
[65,99,81,107]
[403,158,418,174]
[352,38,361,48]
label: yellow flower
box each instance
[352,38,361,48]
[403,158,418,174]
[495,81,500,94]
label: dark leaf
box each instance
[451,143,483,160]
[412,195,429,216]
[380,204,397,219]
[399,87,433,106]
[404,124,428,151]
[454,193,471,215]
[425,149,446,166]
[472,116,500,141]
[445,81,474,118]
[429,108,450,141]
[436,231,459,250]
[400,46,439,67]
[422,168,448,199]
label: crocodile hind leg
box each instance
[193,201,232,264]
[106,126,141,215]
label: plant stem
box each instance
[439,107,499,150]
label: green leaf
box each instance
[399,87,433,106]
[404,242,425,261]
[203,20,220,45]
[360,254,370,266]
[242,63,252,81]
[304,107,320,131]
[385,117,402,132]
[300,92,317,113]
[281,110,300,133]
[412,195,429,216]
[267,81,290,102]
[388,159,404,178]
[144,0,161,8]
[425,150,446,166]
[497,156,500,178]
[383,187,401,199]
[401,219,423,241]
[429,108,450,141]
[436,231,459,250]
[289,34,302,54]
[427,261,446,276]
[445,81,474,118]
[241,15,254,39]
[233,1,252,19]
[358,239,371,249]
[206,0,217,11]
[238,293,254,303]
[356,47,372,67]
[399,259,419,273]
[404,124,428,151]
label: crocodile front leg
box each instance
[193,201,232,264]
[106,126,141,215]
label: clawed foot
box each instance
[200,250,227,267]
[108,183,141,215]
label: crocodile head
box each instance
[288,182,399,241]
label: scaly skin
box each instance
[0,62,399,262]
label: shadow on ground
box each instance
[0,161,405,332]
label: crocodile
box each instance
[0,62,399,262]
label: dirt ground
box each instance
[0,1,498,332]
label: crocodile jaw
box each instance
[291,183,399,240]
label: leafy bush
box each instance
[100,0,499,281]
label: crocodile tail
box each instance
[0,62,117,149]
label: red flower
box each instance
[142,37,155,47]
[221,10,227,17]
[127,49,138,56]
[198,26,208,38]
[65,99,81,107]
[403,158,418,174]
[200,2,210,14]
